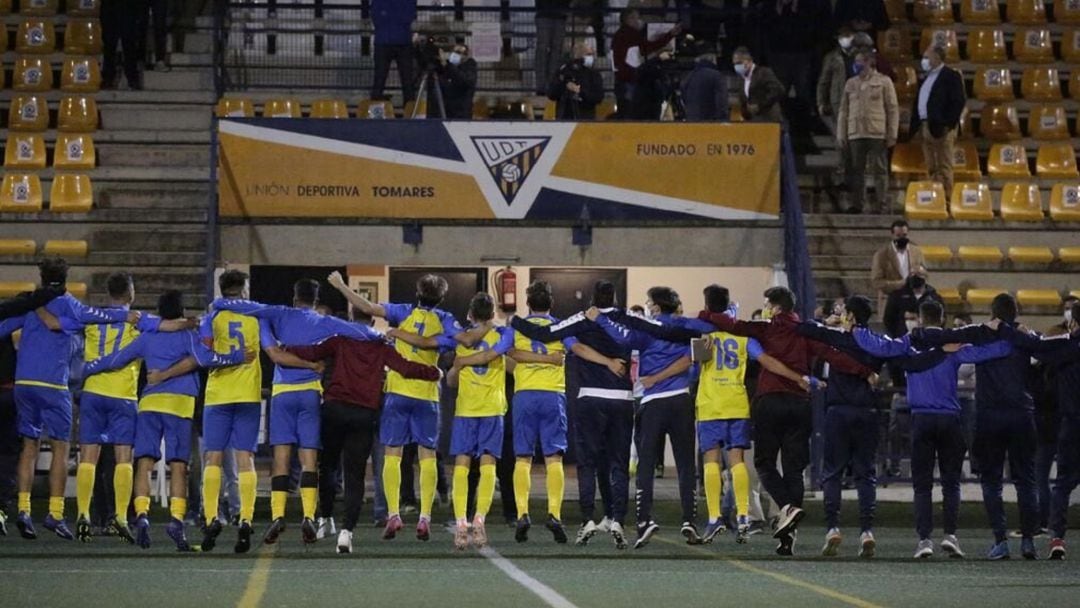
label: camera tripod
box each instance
[413,67,447,119]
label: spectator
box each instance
[437,43,477,120]
[871,219,926,316]
[535,1,571,95]
[548,42,604,120]
[837,50,898,215]
[833,0,889,40]
[818,26,856,127]
[732,46,785,123]
[911,45,966,197]
[1047,295,1078,336]
[763,0,831,131]
[371,0,418,103]
[101,0,143,89]
[612,8,680,119]
[882,272,943,342]
[681,48,730,121]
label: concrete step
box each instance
[91,269,205,295]
[0,208,207,224]
[94,130,212,145]
[183,32,213,55]
[93,166,209,182]
[101,104,212,132]
[98,144,211,169]
[143,69,213,91]
[93,90,218,105]
[96,182,209,210]
[92,228,208,253]
[170,52,214,68]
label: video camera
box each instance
[416,34,451,71]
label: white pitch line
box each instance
[478,546,580,608]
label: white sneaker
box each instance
[575,520,599,546]
[941,534,965,558]
[596,516,613,533]
[337,529,352,554]
[773,504,805,539]
[316,517,337,540]
[821,528,842,557]
[610,522,628,550]
[914,538,934,559]
[859,531,876,558]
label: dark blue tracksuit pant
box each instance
[1050,417,1080,539]
[974,409,1039,542]
[822,405,878,532]
[912,413,966,540]
[1035,438,1058,530]
[575,396,633,524]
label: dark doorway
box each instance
[249,265,349,314]
[527,268,628,319]
[388,267,488,326]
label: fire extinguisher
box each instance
[493,267,517,313]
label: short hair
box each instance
[38,257,68,287]
[837,25,855,37]
[845,295,874,326]
[106,272,133,299]
[852,32,874,48]
[526,280,553,312]
[890,219,909,232]
[157,290,184,320]
[764,286,795,313]
[293,279,319,306]
[416,274,449,308]
[592,280,617,309]
[619,8,638,25]
[750,308,763,320]
[703,284,730,314]
[919,300,945,327]
[991,293,1018,324]
[218,269,249,297]
[647,286,681,315]
[732,46,752,60]
[469,292,495,322]
[629,305,646,315]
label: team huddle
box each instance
[3,257,1080,561]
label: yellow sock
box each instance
[238,470,257,523]
[114,463,133,524]
[301,487,317,520]
[76,462,96,519]
[419,457,437,519]
[513,460,532,518]
[170,497,187,522]
[731,462,751,518]
[18,491,30,515]
[271,491,287,520]
[49,496,64,520]
[452,465,469,522]
[704,461,722,522]
[383,455,402,516]
[202,465,221,522]
[134,496,150,516]
[476,463,496,519]
[546,461,564,520]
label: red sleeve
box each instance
[382,345,440,381]
[698,311,766,339]
[807,339,873,377]
[286,337,336,362]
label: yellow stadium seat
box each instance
[0,0,10,13]
[878,27,913,62]
[966,29,1007,62]
[64,18,102,55]
[922,245,954,263]
[1050,183,1080,221]
[885,0,908,22]
[0,174,43,212]
[1007,0,1046,23]
[67,282,87,301]
[311,99,349,119]
[1063,29,1080,62]
[20,0,57,15]
[0,25,8,52]
[967,288,1005,307]
[974,68,1015,101]
[1017,289,1062,307]
[49,174,92,213]
[1014,28,1055,63]
[1058,0,1080,24]
[215,98,254,118]
[61,57,102,93]
[13,57,54,91]
[950,182,995,220]
[895,66,919,104]
[66,0,99,17]
[1036,143,1080,178]
[0,240,35,255]
[905,181,949,220]
[597,99,618,120]
[4,135,46,169]
[1071,71,1080,99]
[939,287,963,305]
[15,18,56,54]
[730,103,744,122]
[1000,181,1044,221]
[987,143,1031,178]
[952,142,983,181]
[1060,247,1080,262]
[0,282,36,298]
[958,107,975,139]
[958,246,1004,263]
[915,0,955,24]
[919,29,960,62]
[57,96,99,132]
[8,95,48,132]
[262,99,301,118]
[1008,246,1054,263]
[403,99,428,119]
[979,103,1021,140]
[43,240,88,257]
[473,99,490,120]
[542,99,557,121]
[1028,104,1071,140]
[891,142,928,178]
[1021,67,1061,101]
[53,134,95,170]
[961,0,1002,23]
[358,100,395,120]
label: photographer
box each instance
[681,49,729,121]
[547,43,604,120]
[436,44,477,120]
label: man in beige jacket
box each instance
[871,219,926,317]
[837,50,898,214]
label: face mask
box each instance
[852,63,865,76]
[734,63,748,77]
[448,52,462,65]
[894,236,910,250]
[905,320,919,332]
[838,36,853,50]
[583,55,595,68]
[920,57,932,72]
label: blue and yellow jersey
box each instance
[82,308,165,401]
[455,326,514,417]
[383,302,462,402]
[696,333,761,421]
[201,304,262,406]
[512,314,576,393]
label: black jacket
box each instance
[681,60,730,121]
[548,60,604,120]
[0,288,63,321]
[909,65,966,138]
[510,311,632,393]
[999,326,1080,420]
[437,58,478,120]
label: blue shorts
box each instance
[450,416,504,458]
[269,390,321,449]
[512,391,567,457]
[79,393,137,446]
[698,419,752,453]
[134,412,192,463]
[203,402,261,453]
[14,384,72,441]
[380,393,439,449]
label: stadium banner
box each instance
[218,119,781,220]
